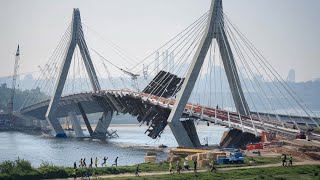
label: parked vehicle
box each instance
[229,152,244,164]
[217,152,245,164]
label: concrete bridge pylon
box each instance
[45,9,104,137]
[167,0,250,148]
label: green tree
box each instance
[0,83,49,111]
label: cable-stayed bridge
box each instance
[11,0,320,148]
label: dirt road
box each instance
[61,160,320,179]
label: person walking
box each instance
[281,154,287,166]
[193,160,197,174]
[101,157,108,167]
[289,155,293,166]
[135,164,140,177]
[169,161,174,174]
[83,158,87,167]
[74,162,77,169]
[89,158,93,167]
[183,160,190,171]
[176,161,181,174]
[79,158,83,167]
[112,157,118,167]
[210,159,217,173]
[94,157,98,168]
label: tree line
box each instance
[0,83,48,112]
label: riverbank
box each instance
[107,165,320,180]
[1,155,319,180]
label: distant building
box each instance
[286,69,295,83]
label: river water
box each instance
[0,124,226,167]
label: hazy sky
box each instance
[0,0,320,82]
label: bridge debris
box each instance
[142,71,184,98]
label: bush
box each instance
[0,160,16,174]
[16,159,32,172]
[0,159,40,180]
[40,161,53,168]
[38,166,69,179]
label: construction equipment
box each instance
[7,45,20,116]
[217,152,245,164]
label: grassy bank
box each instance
[112,165,320,180]
[0,156,288,179]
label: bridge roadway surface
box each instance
[19,90,320,139]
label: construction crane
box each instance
[91,48,140,89]
[7,45,20,117]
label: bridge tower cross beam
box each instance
[167,0,250,148]
[45,9,101,137]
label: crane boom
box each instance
[7,45,20,115]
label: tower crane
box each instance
[7,45,20,119]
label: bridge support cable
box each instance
[221,11,319,128]
[220,11,310,129]
[40,27,75,95]
[124,11,209,75]
[158,29,207,106]
[84,43,114,91]
[166,0,251,148]
[217,23,245,113]
[101,61,117,89]
[136,13,209,92]
[43,26,74,95]
[222,23,301,129]
[153,20,216,110]
[215,12,250,116]
[151,24,207,102]
[222,19,299,132]
[21,25,72,109]
[78,30,101,91]
[137,15,208,96]
[21,25,69,106]
[216,10,286,128]
[216,12,277,131]
[90,48,139,90]
[99,12,210,92]
[45,9,103,137]
[81,22,140,66]
[223,25,272,131]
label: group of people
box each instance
[281,154,293,166]
[169,159,217,175]
[72,157,119,179]
[74,156,119,169]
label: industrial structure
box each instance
[4,0,320,148]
